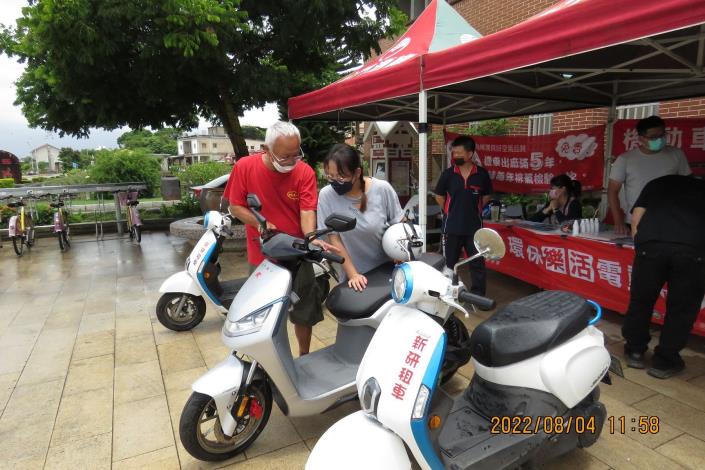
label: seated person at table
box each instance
[529,174,582,224]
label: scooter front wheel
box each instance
[180,381,272,461]
[156,293,206,331]
[440,313,471,385]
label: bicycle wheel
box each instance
[12,236,24,256]
[133,225,141,243]
[25,217,35,248]
[62,224,71,248]
[58,231,65,251]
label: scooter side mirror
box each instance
[324,214,356,233]
[473,228,506,260]
[247,194,262,211]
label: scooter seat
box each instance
[326,263,395,320]
[470,290,592,367]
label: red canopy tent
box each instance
[289,0,705,242]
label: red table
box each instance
[484,222,705,337]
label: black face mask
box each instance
[330,180,353,195]
[453,158,466,166]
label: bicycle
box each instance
[7,193,37,256]
[118,188,143,243]
[51,190,72,251]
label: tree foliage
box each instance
[89,149,161,196]
[1,0,405,157]
[298,121,351,168]
[57,147,93,170]
[241,125,266,141]
[468,119,515,136]
[118,128,179,154]
[175,161,232,190]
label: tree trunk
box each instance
[216,82,249,159]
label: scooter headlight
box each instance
[360,377,381,418]
[391,263,413,304]
[223,304,274,337]
[412,384,431,420]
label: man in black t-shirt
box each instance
[434,136,492,295]
[622,175,705,379]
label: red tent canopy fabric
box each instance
[288,0,481,120]
[288,0,705,123]
[424,0,705,91]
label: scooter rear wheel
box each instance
[156,293,206,331]
[180,380,272,461]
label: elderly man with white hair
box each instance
[225,121,337,356]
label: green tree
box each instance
[89,149,161,196]
[240,125,266,141]
[298,121,350,168]
[468,119,515,136]
[175,161,232,191]
[37,161,49,173]
[1,0,405,158]
[118,128,179,154]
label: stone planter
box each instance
[169,216,246,252]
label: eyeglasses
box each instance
[270,147,304,164]
[324,173,354,184]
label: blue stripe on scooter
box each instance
[197,243,222,306]
[410,333,447,470]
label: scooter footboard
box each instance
[306,411,411,470]
[192,354,244,437]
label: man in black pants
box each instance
[434,136,492,295]
[623,174,705,379]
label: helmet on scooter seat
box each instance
[382,222,424,262]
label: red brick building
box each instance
[383,0,705,183]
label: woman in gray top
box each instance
[317,144,404,291]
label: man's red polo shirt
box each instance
[224,154,318,265]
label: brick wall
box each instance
[449,0,558,35]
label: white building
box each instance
[174,126,264,165]
[30,144,61,173]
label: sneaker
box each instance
[624,349,646,369]
[647,354,685,379]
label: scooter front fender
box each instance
[192,354,244,437]
[159,271,202,297]
[306,411,411,470]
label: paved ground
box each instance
[1,232,705,470]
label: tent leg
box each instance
[601,101,617,221]
[419,90,428,253]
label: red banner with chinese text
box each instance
[444,126,605,193]
[483,223,705,337]
[612,119,705,176]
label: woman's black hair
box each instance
[550,174,581,198]
[324,143,367,212]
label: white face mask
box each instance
[270,155,296,173]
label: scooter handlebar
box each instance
[320,251,344,265]
[459,291,496,310]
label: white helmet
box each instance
[203,211,229,231]
[383,222,425,261]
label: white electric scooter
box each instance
[308,228,623,470]
[178,194,464,462]
[156,210,335,331]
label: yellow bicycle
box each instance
[8,195,36,256]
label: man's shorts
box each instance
[248,262,323,327]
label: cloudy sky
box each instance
[0,1,279,158]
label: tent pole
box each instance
[601,91,618,221]
[419,89,428,252]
